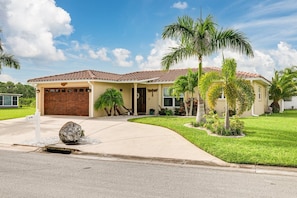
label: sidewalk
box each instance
[0,115,227,166]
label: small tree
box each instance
[269,66,297,113]
[169,69,198,116]
[199,58,255,130]
[94,88,124,116]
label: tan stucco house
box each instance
[27,67,270,117]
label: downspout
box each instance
[88,81,94,117]
[250,80,259,116]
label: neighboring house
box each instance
[284,96,297,110]
[27,67,271,117]
[0,93,22,108]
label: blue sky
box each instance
[0,0,297,83]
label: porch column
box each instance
[158,84,162,108]
[133,83,138,116]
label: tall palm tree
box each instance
[94,88,124,116]
[0,30,20,73]
[169,69,198,116]
[199,58,255,130]
[161,15,254,123]
[269,66,297,113]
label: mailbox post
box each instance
[26,111,41,143]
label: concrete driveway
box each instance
[0,115,227,166]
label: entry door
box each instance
[132,88,146,114]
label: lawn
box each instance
[0,107,36,120]
[129,110,297,167]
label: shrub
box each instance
[19,97,35,107]
[192,111,244,136]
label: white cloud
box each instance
[137,38,197,71]
[269,42,297,70]
[0,0,73,61]
[112,48,133,67]
[137,38,297,80]
[172,1,188,9]
[88,48,110,61]
[0,74,17,83]
[135,55,144,64]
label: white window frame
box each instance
[163,87,184,108]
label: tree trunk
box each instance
[189,95,193,116]
[196,93,206,122]
[184,100,189,116]
[271,100,280,113]
[195,56,205,123]
[224,100,230,130]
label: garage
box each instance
[44,87,89,116]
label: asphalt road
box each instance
[0,150,296,198]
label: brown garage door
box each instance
[44,87,89,116]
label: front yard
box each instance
[0,107,35,120]
[130,110,297,167]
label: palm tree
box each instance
[199,58,255,130]
[94,88,124,116]
[169,69,198,116]
[161,15,254,123]
[169,69,197,115]
[269,66,297,113]
[0,29,20,73]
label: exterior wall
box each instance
[35,78,269,118]
[145,84,159,115]
[284,96,297,110]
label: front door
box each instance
[132,88,146,115]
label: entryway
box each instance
[132,88,146,115]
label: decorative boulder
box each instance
[59,121,84,145]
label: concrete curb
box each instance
[41,144,297,177]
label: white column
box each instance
[158,84,162,108]
[133,83,138,116]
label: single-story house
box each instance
[0,93,22,108]
[27,67,271,117]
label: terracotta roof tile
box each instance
[27,70,121,82]
[27,67,269,84]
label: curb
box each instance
[42,145,297,177]
[43,145,228,167]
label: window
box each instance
[258,86,262,100]
[0,96,2,105]
[4,95,11,106]
[163,88,183,107]
[12,96,17,106]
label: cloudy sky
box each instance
[0,0,297,83]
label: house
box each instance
[0,93,22,108]
[27,67,271,117]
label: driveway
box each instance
[0,115,227,166]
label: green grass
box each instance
[129,110,297,167]
[0,107,36,120]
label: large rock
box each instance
[59,121,84,144]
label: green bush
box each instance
[19,97,36,107]
[192,111,244,136]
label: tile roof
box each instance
[27,67,270,84]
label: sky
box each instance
[0,0,297,83]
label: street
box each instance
[0,150,296,198]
